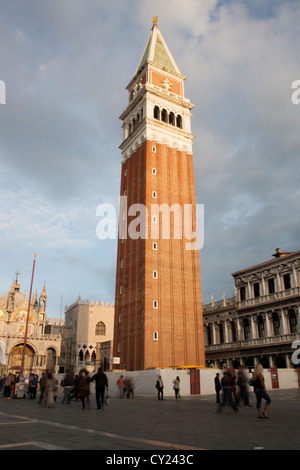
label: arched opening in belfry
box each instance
[176,114,182,128]
[154,106,160,120]
[161,108,168,123]
[169,112,175,126]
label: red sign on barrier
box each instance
[270,367,279,389]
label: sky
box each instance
[0,0,299,318]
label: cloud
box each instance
[0,0,299,312]
[0,186,97,249]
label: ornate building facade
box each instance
[204,249,300,369]
[0,276,61,374]
[113,19,205,370]
[60,296,114,374]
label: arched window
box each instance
[169,112,175,126]
[206,325,212,345]
[230,321,237,341]
[257,315,265,338]
[176,114,182,129]
[46,348,56,370]
[161,109,168,123]
[154,106,160,120]
[289,309,297,333]
[272,312,281,336]
[95,321,106,336]
[219,323,224,344]
[243,318,250,340]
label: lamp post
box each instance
[21,254,37,371]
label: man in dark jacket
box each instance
[214,373,221,403]
[91,367,108,411]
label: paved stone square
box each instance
[0,388,299,452]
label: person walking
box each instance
[117,375,125,399]
[172,376,181,399]
[4,374,14,399]
[38,372,48,404]
[91,367,108,411]
[214,373,221,403]
[126,377,134,398]
[252,362,271,419]
[237,365,251,408]
[45,373,57,408]
[156,376,164,400]
[218,371,238,413]
[62,372,74,404]
[79,371,91,410]
[29,374,38,399]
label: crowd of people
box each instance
[0,367,109,410]
[214,362,271,418]
[116,375,135,399]
[1,364,272,418]
[0,372,40,400]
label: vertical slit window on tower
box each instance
[153,271,158,279]
[152,146,156,153]
[152,168,156,175]
[153,300,158,309]
[152,191,157,198]
[153,242,157,250]
[153,331,158,341]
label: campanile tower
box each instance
[113,19,205,370]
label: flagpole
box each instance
[21,254,37,370]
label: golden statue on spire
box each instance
[152,16,158,26]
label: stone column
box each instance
[95,342,101,372]
[265,312,271,337]
[224,320,229,343]
[281,309,289,335]
[212,323,217,344]
[237,318,243,341]
[250,315,257,339]
[296,305,300,333]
